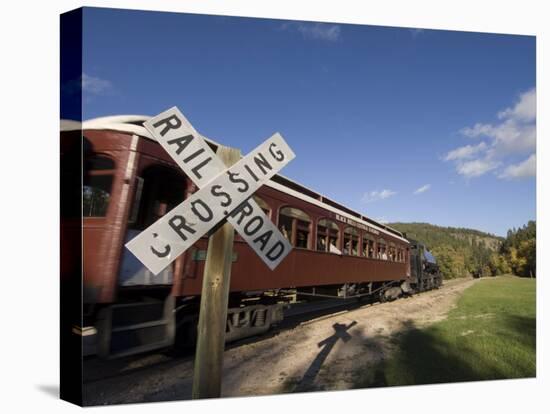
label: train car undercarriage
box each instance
[83,275,440,359]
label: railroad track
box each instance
[82,288,436,385]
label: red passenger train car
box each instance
[61,115,430,358]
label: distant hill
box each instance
[388,222,504,279]
[388,222,503,252]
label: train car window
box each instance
[253,196,271,219]
[278,214,293,242]
[389,242,397,261]
[343,227,359,256]
[83,176,113,217]
[317,218,340,252]
[279,207,311,249]
[362,233,376,258]
[83,154,115,217]
[377,238,388,260]
[397,247,404,262]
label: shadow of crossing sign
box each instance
[125,107,295,275]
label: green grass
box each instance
[358,276,536,387]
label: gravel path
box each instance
[83,278,477,405]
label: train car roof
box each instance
[61,115,407,243]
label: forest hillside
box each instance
[388,221,535,279]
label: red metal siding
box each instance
[179,239,408,296]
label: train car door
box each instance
[118,165,187,286]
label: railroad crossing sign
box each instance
[125,107,295,275]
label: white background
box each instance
[0,0,547,412]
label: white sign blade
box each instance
[142,107,294,270]
[126,133,295,275]
[143,107,227,187]
[227,200,292,270]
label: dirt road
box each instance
[83,278,477,405]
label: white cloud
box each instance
[456,158,500,178]
[413,184,431,195]
[486,120,536,157]
[444,88,536,179]
[497,88,536,122]
[460,123,494,138]
[82,73,113,95]
[499,154,536,179]
[361,189,397,203]
[444,142,487,161]
[280,22,341,42]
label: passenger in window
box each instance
[281,225,290,241]
[317,236,326,251]
[344,240,350,254]
[329,242,342,254]
[141,201,169,227]
[155,202,168,220]
[369,247,374,258]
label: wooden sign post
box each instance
[192,146,240,399]
[125,107,296,399]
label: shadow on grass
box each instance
[502,314,536,349]
[377,322,495,386]
[355,315,536,389]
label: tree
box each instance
[499,221,536,277]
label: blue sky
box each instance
[80,7,536,237]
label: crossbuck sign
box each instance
[126,107,295,275]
